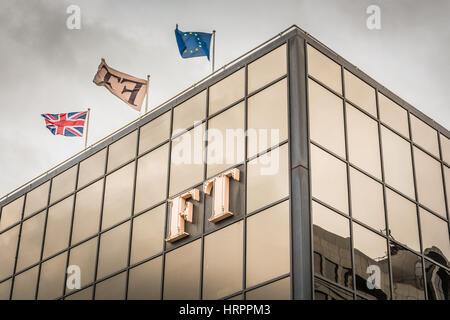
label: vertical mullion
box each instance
[242,62,249,300]
[286,38,293,300]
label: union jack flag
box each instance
[41,112,87,137]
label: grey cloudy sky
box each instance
[0,0,449,197]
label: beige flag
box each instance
[93,59,148,111]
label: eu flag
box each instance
[175,25,212,60]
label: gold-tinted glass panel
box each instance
[172,91,206,134]
[128,256,162,300]
[131,204,165,264]
[248,44,286,93]
[78,149,106,188]
[314,277,353,300]
[0,280,11,300]
[50,166,77,204]
[247,144,289,213]
[206,102,245,178]
[420,208,450,263]
[381,126,415,199]
[353,223,390,300]
[344,70,376,117]
[346,104,381,179]
[43,196,73,259]
[163,239,201,300]
[209,68,245,115]
[97,222,130,279]
[24,181,50,218]
[71,179,103,244]
[16,211,45,272]
[0,225,19,280]
[139,111,171,154]
[134,144,168,214]
[311,144,348,214]
[0,196,24,231]
[378,93,409,138]
[95,272,126,300]
[413,147,446,218]
[350,168,385,232]
[68,238,97,291]
[441,134,450,165]
[391,250,425,300]
[246,277,290,300]
[385,189,420,252]
[445,165,450,212]
[424,260,450,300]
[308,79,345,158]
[410,115,439,158]
[102,162,135,230]
[11,266,38,300]
[65,286,93,300]
[307,45,342,94]
[246,201,290,288]
[107,131,137,172]
[247,78,288,157]
[37,252,67,300]
[203,221,243,300]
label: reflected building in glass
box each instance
[0,26,449,300]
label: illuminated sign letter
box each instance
[166,188,200,243]
[204,168,240,223]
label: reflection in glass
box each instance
[246,201,290,288]
[164,239,201,300]
[0,225,19,280]
[343,70,376,117]
[410,114,439,158]
[0,280,11,300]
[445,166,450,212]
[307,44,342,94]
[441,133,450,165]
[172,91,206,134]
[11,266,38,300]
[139,111,171,154]
[37,252,67,300]
[209,68,245,115]
[425,259,450,300]
[16,211,45,272]
[50,166,77,204]
[65,286,93,300]
[68,238,97,291]
[107,131,137,172]
[95,272,126,300]
[248,44,286,93]
[353,223,390,300]
[314,277,353,300]
[420,208,450,265]
[246,277,290,300]
[391,248,425,300]
[24,181,50,217]
[128,256,162,300]
[78,149,106,188]
[378,93,409,138]
[0,196,24,231]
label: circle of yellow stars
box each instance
[183,32,202,54]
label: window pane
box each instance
[37,252,67,300]
[311,144,348,214]
[344,70,376,117]
[131,205,165,264]
[43,196,73,259]
[413,147,446,218]
[0,196,23,231]
[172,91,206,134]
[206,102,245,178]
[445,166,450,213]
[209,68,245,115]
[385,189,420,252]
[248,78,288,157]
[312,201,352,288]
[11,266,38,300]
[203,221,243,299]
[50,166,77,204]
[72,179,103,244]
[410,115,439,158]
[102,162,135,230]
[139,111,171,154]
[307,45,342,94]
[0,280,11,300]
[107,131,137,172]
[169,124,204,196]
[16,211,45,272]
[308,79,345,158]
[163,239,201,300]
[248,44,286,93]
[65,286,93,300]
[0,225,19,280]
[68,238,97,291]
[346,104,381,179]
[353,223,390,300]
[441,134,450,165]
[424,260,450,300]
[381,126,415,199]
[391,249,425,300]
[134,144,168,214]
[350,168,385,232]
[128,256,162,300]
[420,208,450,264]
[378,93,409,138]
[95,272,126,300]
[97,222,130,279]
[78,149,106,188]
[246,277,290,300]
[247,144,289,213]
[24,181,49,218]
[246,201,290,288]
[314,277,353,300]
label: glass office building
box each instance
[0,26,449,300]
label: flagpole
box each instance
[145,74,150,114]
[212,30,216,73]
[84,108,91,149]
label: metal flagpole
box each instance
[212,30,216,73]
[145,74,150,113]
[84,108,91,149]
